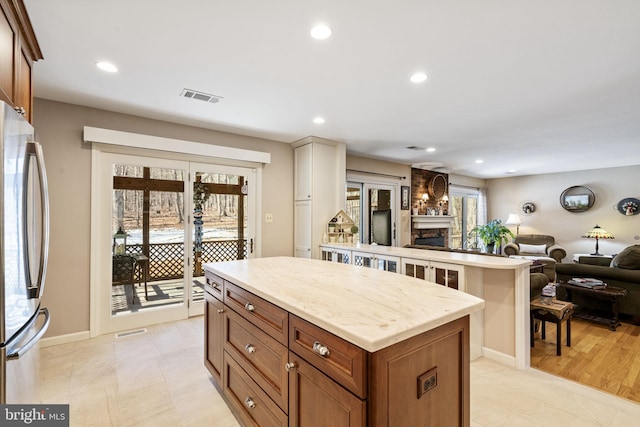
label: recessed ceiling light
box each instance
[96,61,118,73]
[310,24,332,40]
[313,117,325,124]
[410,72,428,83]
[506,169,517,174]
[475,159,484,164]
[426,147,436,152]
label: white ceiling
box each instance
[24,0,640,178]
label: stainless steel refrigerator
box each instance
[0,101,50,404]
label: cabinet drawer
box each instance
[224,308,288,411]
[223,353,288,427]
[204,270,224,300]
[289,315,367,399]
[224,282,288,345]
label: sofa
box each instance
[555,245,640,320]
[504,234,566,281]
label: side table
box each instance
[530,298,573,356]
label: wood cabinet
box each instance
[0,0,42,123]
[205,269,472,426]
[204,271,225,387]
[293,136,346,259]
[402,257,465,290]
[288,353,366,427]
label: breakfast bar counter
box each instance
[204,257,484,426]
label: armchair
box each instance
[504,234,566,281]
[504,234,566,262]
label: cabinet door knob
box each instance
[285,362,297,371]
[244,397,256,409]
[244,303,255,312]
[313,341,331,357]
[14,106,26,115]
[216,308,224,314]
[244,344,256,354]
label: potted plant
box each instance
[469,219,514,253]
[350,225,359,243]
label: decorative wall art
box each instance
[519,201,536,216]
[560,186,595,213]
[401,186,410,210]
[616,198,640,216]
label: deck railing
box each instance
[125,239,247,282]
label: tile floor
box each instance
[30,317,640,426]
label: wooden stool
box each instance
[530,298,573,356]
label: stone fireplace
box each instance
[411,215,453,247]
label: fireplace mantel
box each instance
[412,215,454,229]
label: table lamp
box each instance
[581,224,614,256]
[505,213,521,235]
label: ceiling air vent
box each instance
[180,88,223,104]
[406,146,427,151]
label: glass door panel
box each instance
[450,189,478,249]
[111,164,187,316]
[190,163,256,316]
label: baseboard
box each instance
[40,330,91,348]
[482,346,517,368]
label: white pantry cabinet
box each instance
[292,137,345,259]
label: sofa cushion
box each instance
[610,245,640,270]
[519,243,547,254]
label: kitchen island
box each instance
[204,257,484,427]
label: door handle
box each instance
[7,308,50,360]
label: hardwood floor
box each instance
[531,315,640,404]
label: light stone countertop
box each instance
[205,256,484,353]
[321,243,533,269]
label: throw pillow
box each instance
[610,245,640,269]
[519,243,547,254]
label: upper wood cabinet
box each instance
[0,0,42,123]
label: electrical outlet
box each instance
[265,213,273,223]
[417,367,438,398]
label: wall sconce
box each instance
[419,193,429,214]
[438,194,449,215]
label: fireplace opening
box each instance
[415,236,445,247]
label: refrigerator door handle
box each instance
[25,142,50,299]
[7,308,50,361]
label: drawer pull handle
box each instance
[285,362,297,372]
[244,303,255,312]
[244,397,256,409]
[216,308,224,314]
[245,344,256,354]
[313,341,331,357]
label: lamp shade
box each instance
[581,225,614,240]
[505,214,521,226]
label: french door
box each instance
[93,152,256,335]
[347,180,397,246]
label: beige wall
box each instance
[33,98,294,337]
[486,165,640,260]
